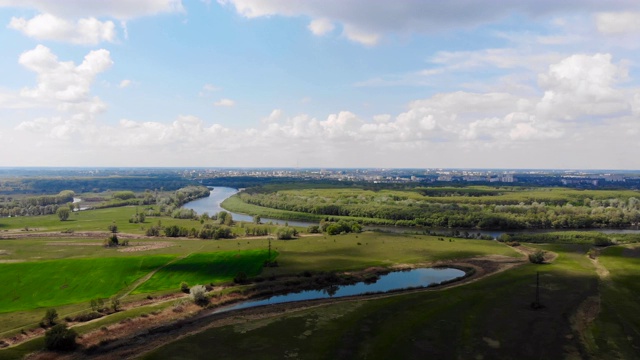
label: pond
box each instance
[213,267,466,315]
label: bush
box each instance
[44,324,77,351]
[307,225,320,233]
[190,285,209,307]
[594,236,614,247]
[110,298,120,312]
[70,311,102,322]
[276,227,298,240]
[90,298,105,312]
[104,234,118,247]
[41,308,58,327]
[113,191,136,200]
[56,207,70,221]
[234,272,248,284]
[528,250,546,264]
[146,225,162,236]
[180,281,190,293]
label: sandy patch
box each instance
[45,242,103,246]
[483,337,501,349]
[118,242,174,252]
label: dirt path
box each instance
[510,244,559,263]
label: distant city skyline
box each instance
[0,1,639,169]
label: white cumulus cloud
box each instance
[307,18,334,36]
[214,98,235,107]
[8,13,116,45]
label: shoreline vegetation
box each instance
[222,186,640,230]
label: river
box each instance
[183,187,640,238]
[182,187,316,227]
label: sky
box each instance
[0,0,639,169]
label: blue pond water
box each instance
[213,267,465,314]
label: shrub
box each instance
[146,225,162,236]
[44,324,77,351]
[71,311,102,322]
[594,236,614,247]
[41,308,58,327]
[113,191,136,200]
[110,298,120,312]
[90,298,105,312]
[528,250,546,264]
[276,227,298,240]
[307,225,320,233]
[190,285,209,307]
[180,281,190,293]
[234,272,248,284]
[56,207,70,221]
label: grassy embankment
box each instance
[143,243,607,359]
[585,244,640,358]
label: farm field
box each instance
[0,255,174,313]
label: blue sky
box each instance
[0,0,639,169]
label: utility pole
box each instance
[531,271,543,309]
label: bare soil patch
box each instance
[45,242,102,246]
[117,242,174,253]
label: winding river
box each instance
[182,187,314,227]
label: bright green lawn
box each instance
[0,255,174,313]
[133,250,276,294]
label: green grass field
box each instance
[0,255,174,313]
[133,250,276,294]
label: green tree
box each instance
[41,308,58,327]
[44,324,77,351]
[56,207,70,221]
[190,285,209,307]
[528,250,546,264]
